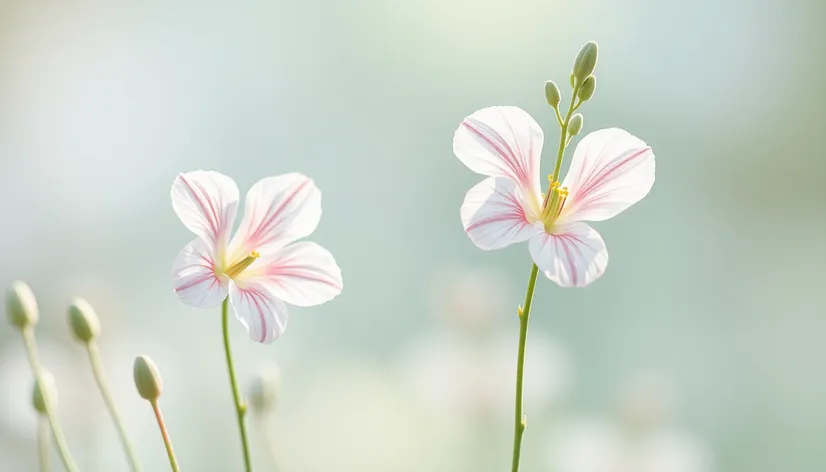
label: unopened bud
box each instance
[572,41,598,85]
[133,355,163,401]
[32,370,58,415]
[577,76,596,102]
[568,113,584,136]
[68,298,101,343]
[6,281,39,329]
[247,370,280,412]
[544,81,561,108]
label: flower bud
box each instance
[568,113,584,136]
[133,355,163,401]
[544,81,561,108]
[32,370,58,415]
[572,41,598,85]
[68,298,101,343]
[248,370,280,412]
[577,76,596,102]
[6,281,39,329]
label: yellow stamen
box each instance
[539,180,569,231]
[225,251,260,278]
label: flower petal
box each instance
[228,280,288,344]
[453,106,543,196]
[171,171,239,250]
[248,242,343,307]
[558,128,655,224]
[461,177,542,251]
[229,173,321,261]
[528,223,608,287]
[171,238,228,307]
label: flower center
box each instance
[224,251,260,278]
[539,176,568,233]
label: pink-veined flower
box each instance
[171,171,343,343]
[453,106,655,287]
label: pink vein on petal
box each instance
[461,120,528,186]
[178,174,219,239]
[247,179,311,247]
[577,147,651,199]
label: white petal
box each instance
[559,128,655,223]
[229,173,321,261]
[171,238,228,307]
[461,177,542,251]
[228,281,288,344]
[249,242,343,307]
[453,106,543,196]
[171,171,239,250]
[529,223,608,287]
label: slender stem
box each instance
[510,263,540,472]
[511,85,580,471]
[38,416,51,472]
[21,328,79,472]
[86,342,142,472]
[150,401,180,472]
[222,298,253,472]
[551,87,580,183]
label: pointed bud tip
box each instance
[6,281,39,329]
[32,370,58,415]
[568,113,584,136]
[573,41,599,85]
[133,355,163,401]
[68,297,101,343]
[577,76,596,102]
[544,81,561,108]
[248,369,280,412]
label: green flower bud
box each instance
[248,370,280,412]
[6,281,39,329]
[544,81,561,108]
[577,76,596,102]
[32,370,58,415]
[568,113,584,136]
[572,41,598,85]
[133,355,163,401]
[68,297,101,343]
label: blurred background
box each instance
[1,0,824,470]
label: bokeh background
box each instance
[1,0,825,471]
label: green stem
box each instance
[551,87,580,183]
[38,416,51,472]
[150,401,180,472]
[21,328,79,472]
[511,85,580,471]
[86,342,142,472]
[510,263,540,472]
[222,298,253,472]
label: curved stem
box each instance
[150,401,180,472]
[21,328,79,472]
[38,416,51,472]
[222,298,253,472]
[86,342,142,472]
[551,86,580,183]
[510,263,540,472]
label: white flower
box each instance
[453,106,655,286]
[171,171,343,343]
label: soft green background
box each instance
[1,0,825,471]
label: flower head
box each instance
[453,106,655,287]
[171,171,343,343]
